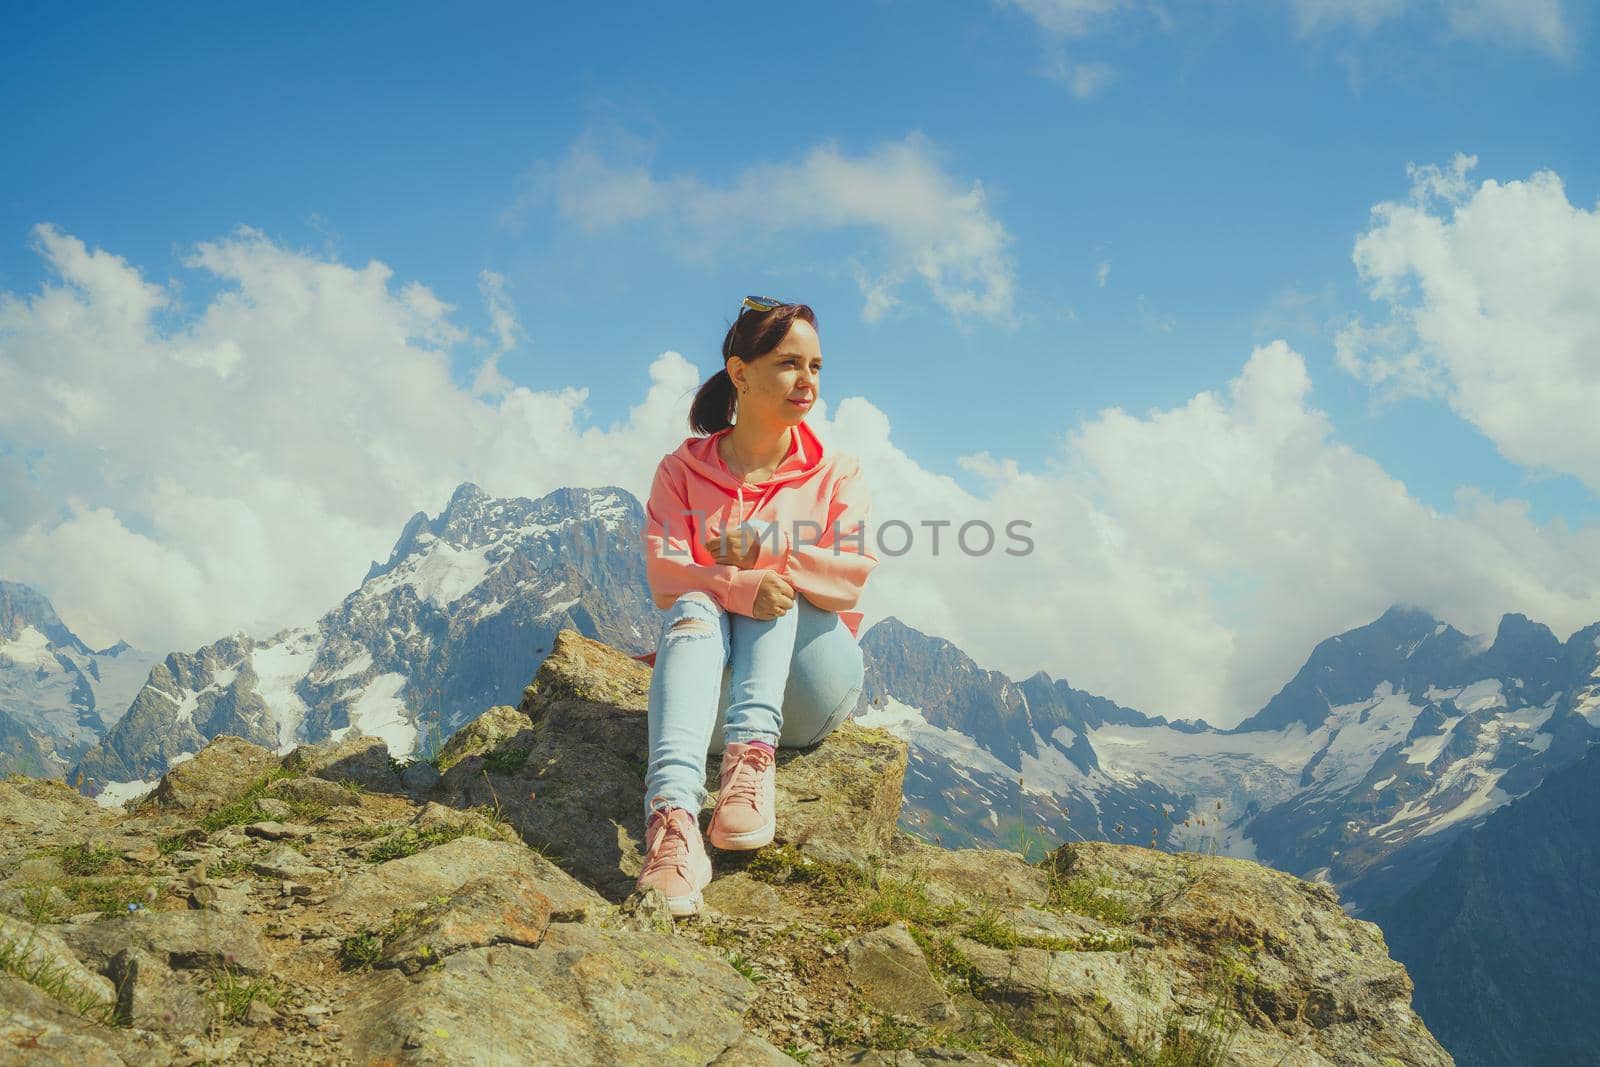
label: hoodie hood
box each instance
[671,420,827,517]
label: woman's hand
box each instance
[751,571,796,620]
[704,525,761,570]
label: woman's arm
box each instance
[782,457,878,612]
[643,459,768,616]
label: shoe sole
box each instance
[662,890,704,917]
[708,820,775,850]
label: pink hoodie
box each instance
[641,419,877,640]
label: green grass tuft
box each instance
[0,923,119,1025]
[55,840,120,876]
[198,768,297,832]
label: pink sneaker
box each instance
[636,804,712,917]
[708,742,776,850]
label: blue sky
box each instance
[2,1,1597,723]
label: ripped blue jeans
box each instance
[642,590,865,822]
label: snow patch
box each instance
[346,673,417,758]
[94,778,158,809]
[0,625,55,668]
[1403,717,1461,767]
[857,696,1018,780]
[319,652,372,684]
[251,627,319,750]
[365,542,495,610]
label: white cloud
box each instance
[1096,260,1111,287]
[1337,154,1600,494]
[1003,0,1575,63]
[997,0,1134,37]
[0,224,698,652]
[517,127,1017,325]
[5,221,1599,731]
[1290,0,1572,56]
[822,341,1600,727]
[1041,57,1118,97]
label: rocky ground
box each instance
[0,630,1452,1066]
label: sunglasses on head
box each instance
[739,294,788,314]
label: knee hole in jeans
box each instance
[666,617,717,638]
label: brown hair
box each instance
[688,302,819,435]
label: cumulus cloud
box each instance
[822,341,1600,727]
[514,127,1017,325]
[4,222,1599,729]
[0,224,700,652]
[1336,154,1600,494]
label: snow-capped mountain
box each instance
[0,580,155,778]
[854,617,1193,859]
[1381,741,1600,1067]
[71,483,658,798]
[855,605,1600,913]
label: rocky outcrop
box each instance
[0,628,1452,1065]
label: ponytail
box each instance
[689,368,738,435]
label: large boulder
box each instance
[280,732,401,792]
[339,922,769,1065]
[435,629,909,899]
[140,735,276,815]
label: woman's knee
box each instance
[781,678,864,748]
[660,592,730,657]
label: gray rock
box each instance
[141,735,277,815]
[106,946,208,1034]
[57,909,270,975]
[378,870,554,974]
[0,973,173,1065]
[399,760,441,797]
[707,1032,797,1065]
[325,836,603,924]
[243,820,312,841]
[0,777,108,836]
[250,844,326,880]
[0,915,116,1010]
[433,704,532,772]
[252,797,293,820]
[188,880,253,914]
[266,774,361,808]
[843,923,958,1027]
[281,733,399,792]
[703,872,784,919]
[341,923,758,1065]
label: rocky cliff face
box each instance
[0,580,156,780]
[1,630,1451,1065]
[1382,744,1600,1067]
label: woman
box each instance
[636,295,878,917]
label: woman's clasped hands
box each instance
[703,523,796,620]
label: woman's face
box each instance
[730,318,822,429]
